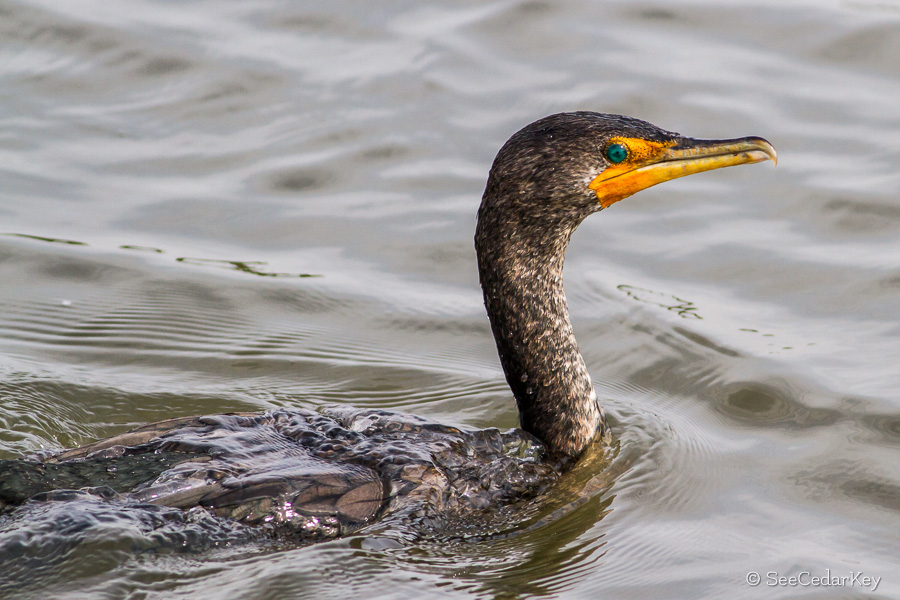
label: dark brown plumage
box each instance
[477,112,774,456]
[0,112,775,540]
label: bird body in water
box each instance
[0,112,776,541]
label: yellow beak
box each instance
[590,136,777,209]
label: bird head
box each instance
[482,112,776,222]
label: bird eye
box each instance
[605,143,628,164]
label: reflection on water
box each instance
[5,232,319,278]
[119,245,164,253]
[3,234,87,246]
[617,284,702,319]
[175,257,319,278]
[2,0,900,598]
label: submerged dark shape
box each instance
[0,113,775,540]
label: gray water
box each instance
[2,0,899,598]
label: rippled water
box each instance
[2,0,899,598]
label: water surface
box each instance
[2,0,899,598]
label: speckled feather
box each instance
[477,112,680,456]
[1,408,561,541]
[1,112,701,537]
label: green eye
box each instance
[605,143,628,164]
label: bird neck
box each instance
[475,206,607,458]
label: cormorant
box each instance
[0,112,776,541]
